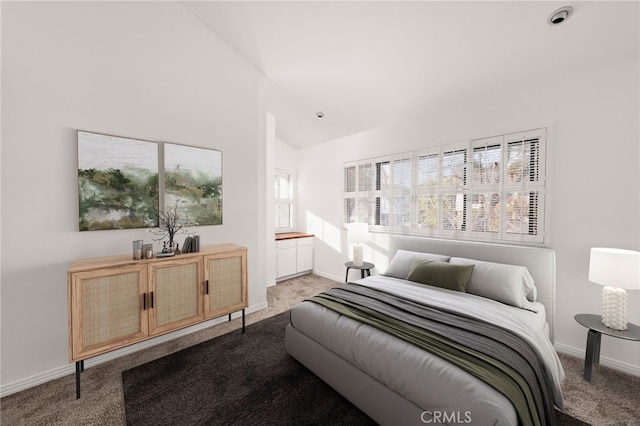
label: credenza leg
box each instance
[75,361,84,399]
[228,313,232,322]
[242,309,246,333]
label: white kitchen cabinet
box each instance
[276,234,314,281]
[276,239,297,278]
[296,237,314,273]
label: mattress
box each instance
[288,275,565,425]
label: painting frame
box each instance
[77,131,159,231]
[163,142,223,227]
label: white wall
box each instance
[275,137,298,172]
[297,56,640,375]
[265,113,277,286]
[1,2,268,393]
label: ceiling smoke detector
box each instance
[316,112,324,118]
[548,6,574,25]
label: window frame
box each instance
[275,170,296,233]
[341,128,547,245]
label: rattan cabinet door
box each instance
[148,256,204,336]
[204,249,247,319]
[68,264,148,362]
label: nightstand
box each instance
[345,261,374,283]
[574,313,640,381]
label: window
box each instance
[275,171,295,232]
[342,128,546,244]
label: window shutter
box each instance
[471,136,502,186]
[357,197,374,226]
[441,193,466,231]
[468,137,502,239]
[441,146,467,235]
[275,171,295,232]
[374,158,391,228]
[276,204,293,229]
[393,156,412,191]
[343,164,356,193]
[417,151,439,189]
[416,194,438,232]
[442,147,467,188]
[342,160,375,225]
[358,162,374,192]
[343,198,356,223]
[342,163,356,224]
[416,149,440,233]
[469,192,500,234]
[341,128,546,244]
[502,129,545,243]
[391,154,412,231]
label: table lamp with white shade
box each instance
[588,247,640,331]
[348,223,369,267]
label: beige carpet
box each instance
[558,352,640,426]
[2,274,639,425]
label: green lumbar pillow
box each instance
[406,258,474,292]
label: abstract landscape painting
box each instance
[164,143,222,226]
[77,131,159,231]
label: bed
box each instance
[285,236,565,425]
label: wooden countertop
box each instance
[275,232,314,241]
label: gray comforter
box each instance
[289,275,565,425]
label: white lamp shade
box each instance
[589,248,640,290]
[348,223,369,244]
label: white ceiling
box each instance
[182,1,639,149]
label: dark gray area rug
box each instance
[122,311,588,425]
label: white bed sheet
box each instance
[289,275,565,424]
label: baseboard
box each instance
[554,342,640,377]
[275,269,314,283]
[0,301,268,398]
[311,270,343,284]
[0,364,74,399]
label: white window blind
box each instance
[416,150,439,233]
[342,164,356,223]
[275,171,295,232]
[371,154,412,231]
[440,145,468,235]
[502,129,545,241]
[468,136,502,237]
[342,128,546,244]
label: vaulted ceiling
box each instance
[182,1,639,149]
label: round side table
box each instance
[574,313,640,381]
[345,261,375,283]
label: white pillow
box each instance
[383,250,450,279]
[449,257,537,309]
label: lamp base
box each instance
[353,244,364,267]
[601,286,628,331]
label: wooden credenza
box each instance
[67,243,247,398]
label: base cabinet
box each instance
[276,239,297,278]
[276,236,314,281]
[296,237,314,272]
[68,243,247,397]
